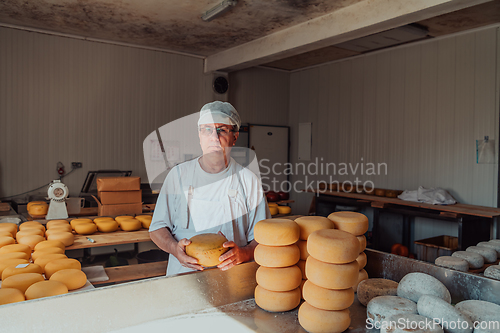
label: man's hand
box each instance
[173,238,204,271]
[217,232,257,271]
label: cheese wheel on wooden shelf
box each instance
[34,253,68,271]
[25,280,68,300]
[0,259,29,277]
[115,216,135,222]
[2,272,44,293]
[297,240,309,260]
[50,269,87,290]
[96,220,119,233]
[18,235,45,251]
[185,233,229,267]
[44,258,81,279]
[268,202,278,208]
[303,280,354,311]
[0,223,18,237]
[47,232,74,246]
[297,259,307,279]
[70,219,93,230]
[2,263,43,280]
[28,204,48,216]
[254,285,300,312]
[0,244,32,257]
[19,221,45,231]
[256,265,302,292]
[34,240,65,252]
[269,206,279,216]
[298,302,351,333]
[357,235,367,253]
[0,252,30,261]
[0,231,14,238]
[254,219,300,246]
[277,206,291,215]
[32,247,65,262]
[93,217,115,223]
[16,229,44,241]
[307,229,359,264]
[327,211,369,236]
[0,288,25,305]
[74,222,97,235]
[254,244,300,268]
[45,225,73,235]
[120,219,142,232]
[305,256,358,290]
[0,236,16,248]
[45,220,69,229]
[356,252,367,270]
[27,201,46,211]
[294,216,334,241]
[136,215,152,229]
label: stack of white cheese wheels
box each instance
[298,228,360,333]
[327,211,370,290]
[253,219,301,312]
[294,216,334,297]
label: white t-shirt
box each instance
[149,157,270,276]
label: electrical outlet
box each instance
[72,162,82,169]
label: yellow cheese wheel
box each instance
[353,269,369,292]
[115,215,135,222]
[307,229,359,264]
[2,263,43,280]
[32,247,65,262]
[2,272,44,293]
[34,240,65,251]
[297,240,309,260]
[140,219,152,229]
[297,259,307,279]
[135,215,152,222]
[120,219,142,232]
[303,280,354,311]
[0,231,14,238]
[47,232,74,246]
[185,233,229,267]
[70,219,93,230]
[0,252,30,262]
[44,258,81,279]
[0,223,18,237]
[356,252,367,270]
[16,228,44,241]
[306,256,359,290]
[45,220,69,229]
[0,244,31,257]
[277,206,291,214]
[27,201,46,211]
[74,222,97,235]
[254,285,301,312]
[269,206,279,216]
[93,217,115,223]
[256,265,302,292]
[34,253,68,271]
[0,259,29,277]
[254,244,300,268]
[268,202,278,208]
[18,235,45,251]
[0,288,25,305]
[298,302,351,333]
[358,235,367,253]
[327,211,369,236]
[300,279,306,297]
[25,280,68,300]
[294,216,335,241]
[0,236,16,248]
[50,269,87,290]
[28,203,48,216]
[254,219,300,246]
[19,221,45,231]
[45,225,73,235]
[96,220,119,233]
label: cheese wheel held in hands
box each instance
[185,233,229,267]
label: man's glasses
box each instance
[199,126,235,137]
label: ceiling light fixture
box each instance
[202,0,238,22]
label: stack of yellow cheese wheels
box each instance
[299,228,359,333]
[254,219,301,312]
[294,216,335,298]
[267,202,279,216]
[0,223,17,250]
[327,211,369,291]
[45,219,74,246]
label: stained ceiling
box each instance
[0,0,499,71]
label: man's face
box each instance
[198,123,239,156]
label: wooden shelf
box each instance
[66,229,151,250]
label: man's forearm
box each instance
[149,228,178,254]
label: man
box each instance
[149,101,270,276]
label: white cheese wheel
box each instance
[466,246,497,263]
[357,235,367,253]
[120,219,142,232]
[356,252,367,270]
[16,229,44,241]
[434,256,469,272]
[397,272,451,304]
[0,251,30,261]
[307,229,359,264]
[96,220,119,233]
[254,219,300,246]
[254,244,300,268]
[19,221,44,231]
[417,295,473,333]
[45,225,73,235]
[34,253,68,271]
[44,258,81,279]
[0,288,25,305]
[47,232,74,246]
[2,272,44,293]
[0,236,15,248]
[74,222,97,235]
[45,220,69,229]
[303,280,354,311]
[0,259,29,277]
[18,234,45,251]
[2,263,43,280]
[25,280,68,300]
[455,300,500,323]
[451,251,484,269]
[294,216,334,240]
[297,240,309,260]
[381,314,444,333]
[34,240,65,252]
[484,265,500,281]
[50,268,87,290]
[353,269,369,292]
[305,256,359,290]
[32,247,65,262]
[297,259,307,279]
[254,285,300,312]
[367,296,418,327]
[0,244,31,257]
[298,302,351,333]
[0,223,17,237]
[477,242,500,257]
[256,265,302,292]
[357,278,399,307]
[327,211,369,236]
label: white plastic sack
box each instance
[398,186,456,205]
